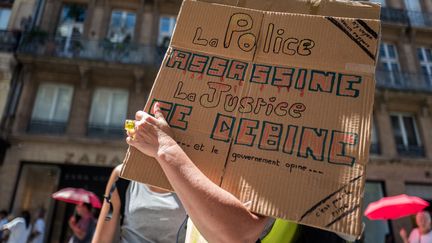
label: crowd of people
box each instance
[0,208,45,243]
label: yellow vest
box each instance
[261,219,299,243]
[185,218,299,243]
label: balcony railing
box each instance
[0,30,21,52]
[27,120,67,135]
[87,124,124,139]
[17,34,165,66]
[381,7,432,28]
[375,70,432,92]
[396,144,425,157]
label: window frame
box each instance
[418,47,432,85]
[158,15,176,45]
[107,9,137,43]
[31,82,74,123]
[380,43,401,72]
[389,112,422,148]
[88,87,129,127]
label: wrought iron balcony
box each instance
[375,70,432,93]
[17,34,165,66]
[27,120,67,135]
[396,144,425,157]
[381,7,432,28]
[0,30,21,52]
[87,124,124,139]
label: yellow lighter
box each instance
[124,120,135,131]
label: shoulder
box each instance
[113,164,123,177]
[409,228,420,239]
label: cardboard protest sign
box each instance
[121,0,381,237]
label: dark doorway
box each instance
[48,164,112,243]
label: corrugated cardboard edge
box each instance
[197,0,380,19]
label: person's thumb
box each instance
[153,102,167,121]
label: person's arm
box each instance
[399,228,409,243]
[92,165,122,243]
[1,218,21,231]
[69,217,87,240]
[127,103,269,243]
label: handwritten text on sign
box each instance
[148,48,362,167]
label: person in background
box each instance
[0,210,31,243]
[69,203,97,243]
[29,208,46,243]
[92,164,187,243]
[0,210,8,241]
[400,211,432,243]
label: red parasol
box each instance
[364,194,429,220]
[52,187,102,209]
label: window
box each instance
[390,114,423,156]
[0,8,11,30]
[362,182,390,243]
[379,43,402,85]
[107,10,136,43]
[158,16,176,47]
[370,122,380,154]
[56,4,87,54]
[29,83,74,134]
[418,47,432,86]
[404,0,425,26]
[88,88,128,138]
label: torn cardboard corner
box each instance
[121,0,381,238]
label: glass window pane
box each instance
[391,63,400,72]
[126,13,136,29]
[0,8,11,30]
[160,17,170,32]
[89,89,110,125]
[387,44,396,58]
[379,44,386,58]
[426,49,432,62]
[391,115,404,146]
[402,116,419,146]
[52,86,73,122]
[108,91,128,126]
[418,48,425,61]
[108,10,136,43]
[32,84,56,121]
[421,66,428,75]
[57,4,87,38]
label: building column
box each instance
[423,0,432,12]
[66,67,92,137]
[134,0,145,43]
[13,65,35,134]
[375,101,398,158]
[128,70,148,118]
[417,104,432,159]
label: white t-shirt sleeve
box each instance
[408,228,419,243]
[2,218,23,231]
